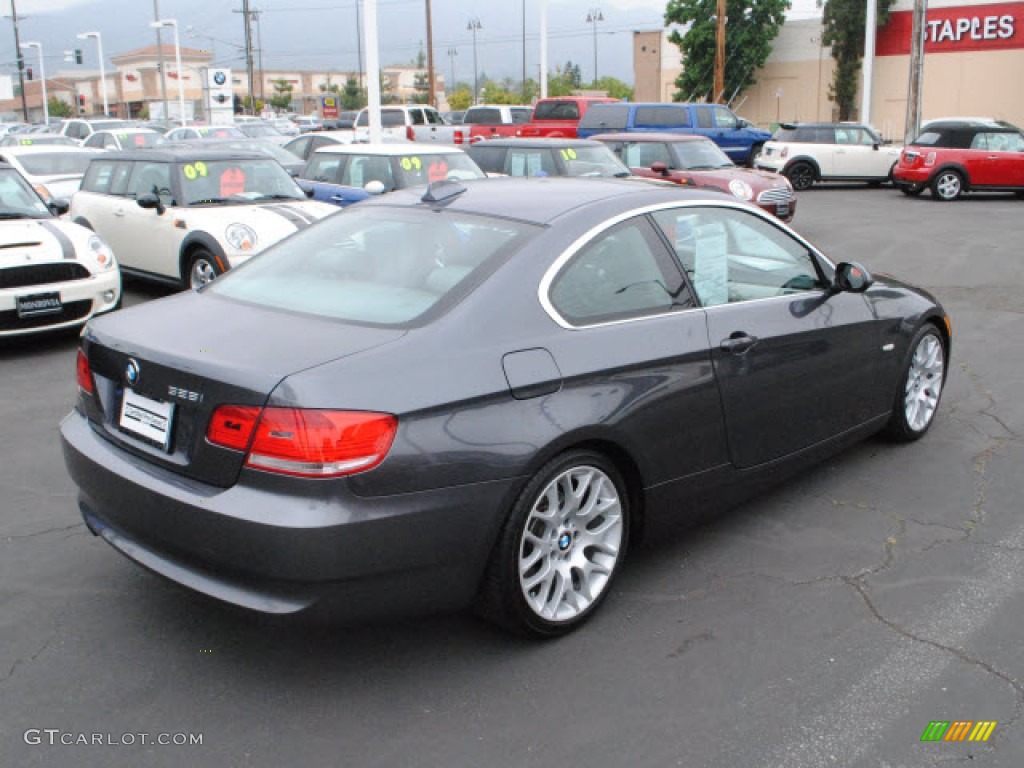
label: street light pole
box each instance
[467,17,481,105]
[20,40,46,124]
[10,0,29,121]
[447,47,456,97]
[151,19,186,126]
[586,8,603,87]
[77,32,108,116]
[153,0,169,121]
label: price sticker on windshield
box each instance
[182,162,209,181]
[400,156,423,172]
[560,148,578,161]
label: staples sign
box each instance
[876,2,1022,55]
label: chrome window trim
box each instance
[538,199,833,331]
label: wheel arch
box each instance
[929,163,970,191]
[72,216,93,230]
[783,155,821,179]
[178,233,228,282]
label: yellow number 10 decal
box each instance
[560,148,578,161]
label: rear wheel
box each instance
[785,161,815,191]
[883,325,946,442]
[476,449,629,637]
[184,248,222,291]
[900,184,924,197]
[746,143,764,168]
[931,170,964,201]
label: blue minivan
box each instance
[576,102,771,166]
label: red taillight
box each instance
[925,151,937,167]
[206,405,261,451]
[76,350,94,395]
[406,125,415,141]
[208,406,397,478]
[453,130,463,145]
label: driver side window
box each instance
[651,207,825,307]
[128,162,174,206]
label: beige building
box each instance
[635,0,1024,140]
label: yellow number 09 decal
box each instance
[183,162,209,181]
[400,157,423,171]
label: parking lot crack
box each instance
[2,523,85,542]
[843,576,1024,750]
[1,631,58,687]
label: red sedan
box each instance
[592,132,796,221]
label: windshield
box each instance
[240,124,282,138]
[176,158,306,205]
[196,126,246,139]
[561,145,630,177]
[394,153,485,187]
[203,140,300,166]
[671,141,734,169]
[119,132,165,148]
[209,207,536,326]
[12,151,95,177]
[0,168,51,218]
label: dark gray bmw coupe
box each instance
[61,177,950,636]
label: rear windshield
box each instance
[533,101,580,121]
[356,110,407,127]
[10,151,94,176]
[772,126,834,143]
[463,108,501,124]
[209,207,537,326]
[578,104,630,131]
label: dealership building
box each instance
[634,0,1024,140]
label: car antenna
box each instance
[421,179,466,206]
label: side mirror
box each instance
[364,180,386,195]
[48,198,70,216]
[650,161,670,177]
[136,193,165,215]
[833,261,873,293]
[872,143,880,151]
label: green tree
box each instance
[268,78,294,110]
[666,0,789,103]
[447,86,473,111]
[47,95,72,118]
[593,76,633,101]
[380,73,400,105]
[340,76,366,110]
[823,0,897,120]
[411,71,430,104]
[546,61,583,97]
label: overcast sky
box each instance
[5,0,822,87]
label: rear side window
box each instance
[210,208,536,326]
[694,107,714,129]
[424,109,445,125]
[970,131,1024,151]
[466,146,506,174]
[83,160,130,194]
[634,106,689,128]
[550,217,693,325]
[534,101,580,121]
[464,108,501,124]
[577,104,630,131]
[510,108,532,124]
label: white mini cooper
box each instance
[70,148,336,290]
[0,162,119,337]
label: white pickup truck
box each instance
[354,106,468,144]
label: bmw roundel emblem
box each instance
[125,359,140,386]
[213,71,226,86]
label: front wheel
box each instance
[883,325,947,442]
[476,450,629,637]
[184,248,222,291]
[785,161,815,191]
[931,170,964,201]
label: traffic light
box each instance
[78,94,86,114]
[74,48,83,65]
[26,68,32,81]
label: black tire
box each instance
[882,324,947,442]
[183,247,223,291]
[73,217,93,230]
[930,169,964,201]
[476,449,630,637]
[746,143,764,168]
[785,161,815,191]
[900,184,924,197]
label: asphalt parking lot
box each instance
[3,186,1023,768]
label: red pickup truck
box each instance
[516,96,619,139]
[463,104,533,143]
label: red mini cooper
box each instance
[893,119,1024,201]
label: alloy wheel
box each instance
[904,333,945,432]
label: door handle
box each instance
[720,333,758,354]
[329,195,345,201]
[987,155,999,159]
[113,209,125,217]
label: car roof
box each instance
[921,119,1019,132]
[778,122,871,129]
[469,138,604,149]
[589,132,709,143]
[92,127,161,135]
[363,176,735,226]
[0,145,103,155]
[316,142,467,156]
[80,147,267,162]
[285,130,353,142]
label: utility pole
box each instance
[235,0,256,114]
[540,0,548,98]
[521,0,526,100]
[425,0,435,108]
[254,10,265,101]
[355,0,363,91]
[154,0,169,121]
[10,0,29,121]
[714,0,726,102]
[904,0,927,142]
